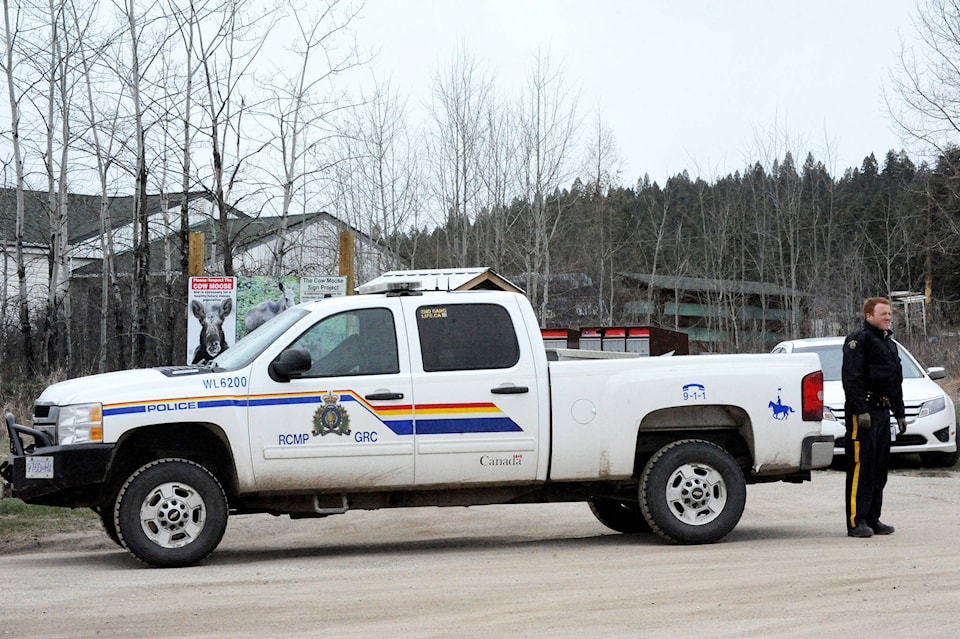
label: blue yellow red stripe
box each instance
[102,390,522,435]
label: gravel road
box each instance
[1,468,958,639]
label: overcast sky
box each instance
[355,0,921,186]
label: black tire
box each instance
[588,498,652,534]
[919,450,960,468]
[114,458,228,568]
[639,439,746,544]
[93,499,122,548]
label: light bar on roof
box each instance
[357,279,424,295]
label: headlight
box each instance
[58,403,103,445]
[918,396,946,418]
[823,407,838,422]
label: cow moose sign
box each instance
[187,275,322,365]
[187,277,238,365]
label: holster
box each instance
[865,391,891,409]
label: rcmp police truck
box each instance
[2,277,832,567]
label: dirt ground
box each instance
[1,467,959,639]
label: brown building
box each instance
[617,272,802,352]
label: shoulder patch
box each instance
[848,340,857,349]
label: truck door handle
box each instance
[491,386,529,394]
[364,392,404,400]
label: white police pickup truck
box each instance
[2,279,832,567]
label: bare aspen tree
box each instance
[72,0,127,372]
[703,174,747,348]
[54,1,74,371]
[155,60,177,364]
[800,152,843,333]
[195,0,275,276]
[327,77,422,276]
[583,114,622,320]
[889,0,960,309]
[155,3,199,365]
[2,0,35,374]
[114,0,152,363]
[477,94,518,274]
[643,187,674,325]
[42,0,59,371]
[768,154,806,337]
[39,0,82,371]
[890,0,960,156]
[748,123,815,339]
[113,0,191,365]
[428,46,492,265]
[361,82,422,271]
[261,0,362,275]
[166,0,199,282]
[516,51,580,324]
[143,4,206,365]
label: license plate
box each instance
[25,456,54,479]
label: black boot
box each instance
[869,521,895,535]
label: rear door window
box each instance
[416,303,520,371]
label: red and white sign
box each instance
[187,277,237,365]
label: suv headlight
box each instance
[918,396,946,418]
[58,403,103,444]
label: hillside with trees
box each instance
[2,0,960,378]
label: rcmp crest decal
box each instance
[312,391,351,436]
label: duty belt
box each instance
[866,391,891,408]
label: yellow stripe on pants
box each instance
[849,415,861,528]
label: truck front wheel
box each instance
[114,458,228,568]
[93,494,121,548]
[639,439,746,544]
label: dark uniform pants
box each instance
[844,406,891,530]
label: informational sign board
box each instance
[236,276,300,340]
[187,276,237,365]
[300,275,348,302]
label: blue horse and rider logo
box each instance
[769,389,794,421]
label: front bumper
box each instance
[801,434,835,470]
[822,413,958,456]
[2,413,113,506]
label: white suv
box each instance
[772,337,958,467]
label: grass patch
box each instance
[0,498,100,553]
[0,498,97,528]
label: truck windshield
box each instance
[210,308,310,370]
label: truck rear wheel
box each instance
[639,439,746,544]
[114,458,228,568]
[588,498,652,533]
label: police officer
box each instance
[841,297,906,538]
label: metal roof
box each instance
[0,188,241,246]
[618,272,801,297]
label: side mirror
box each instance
[269,348,312,382]
[927,366,946,380]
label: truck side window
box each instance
[289,307,399,377]
[416,303,520,371]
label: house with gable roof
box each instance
[1,187,407,313]
[0,188,237,309]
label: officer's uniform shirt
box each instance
[841,320,905,421]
